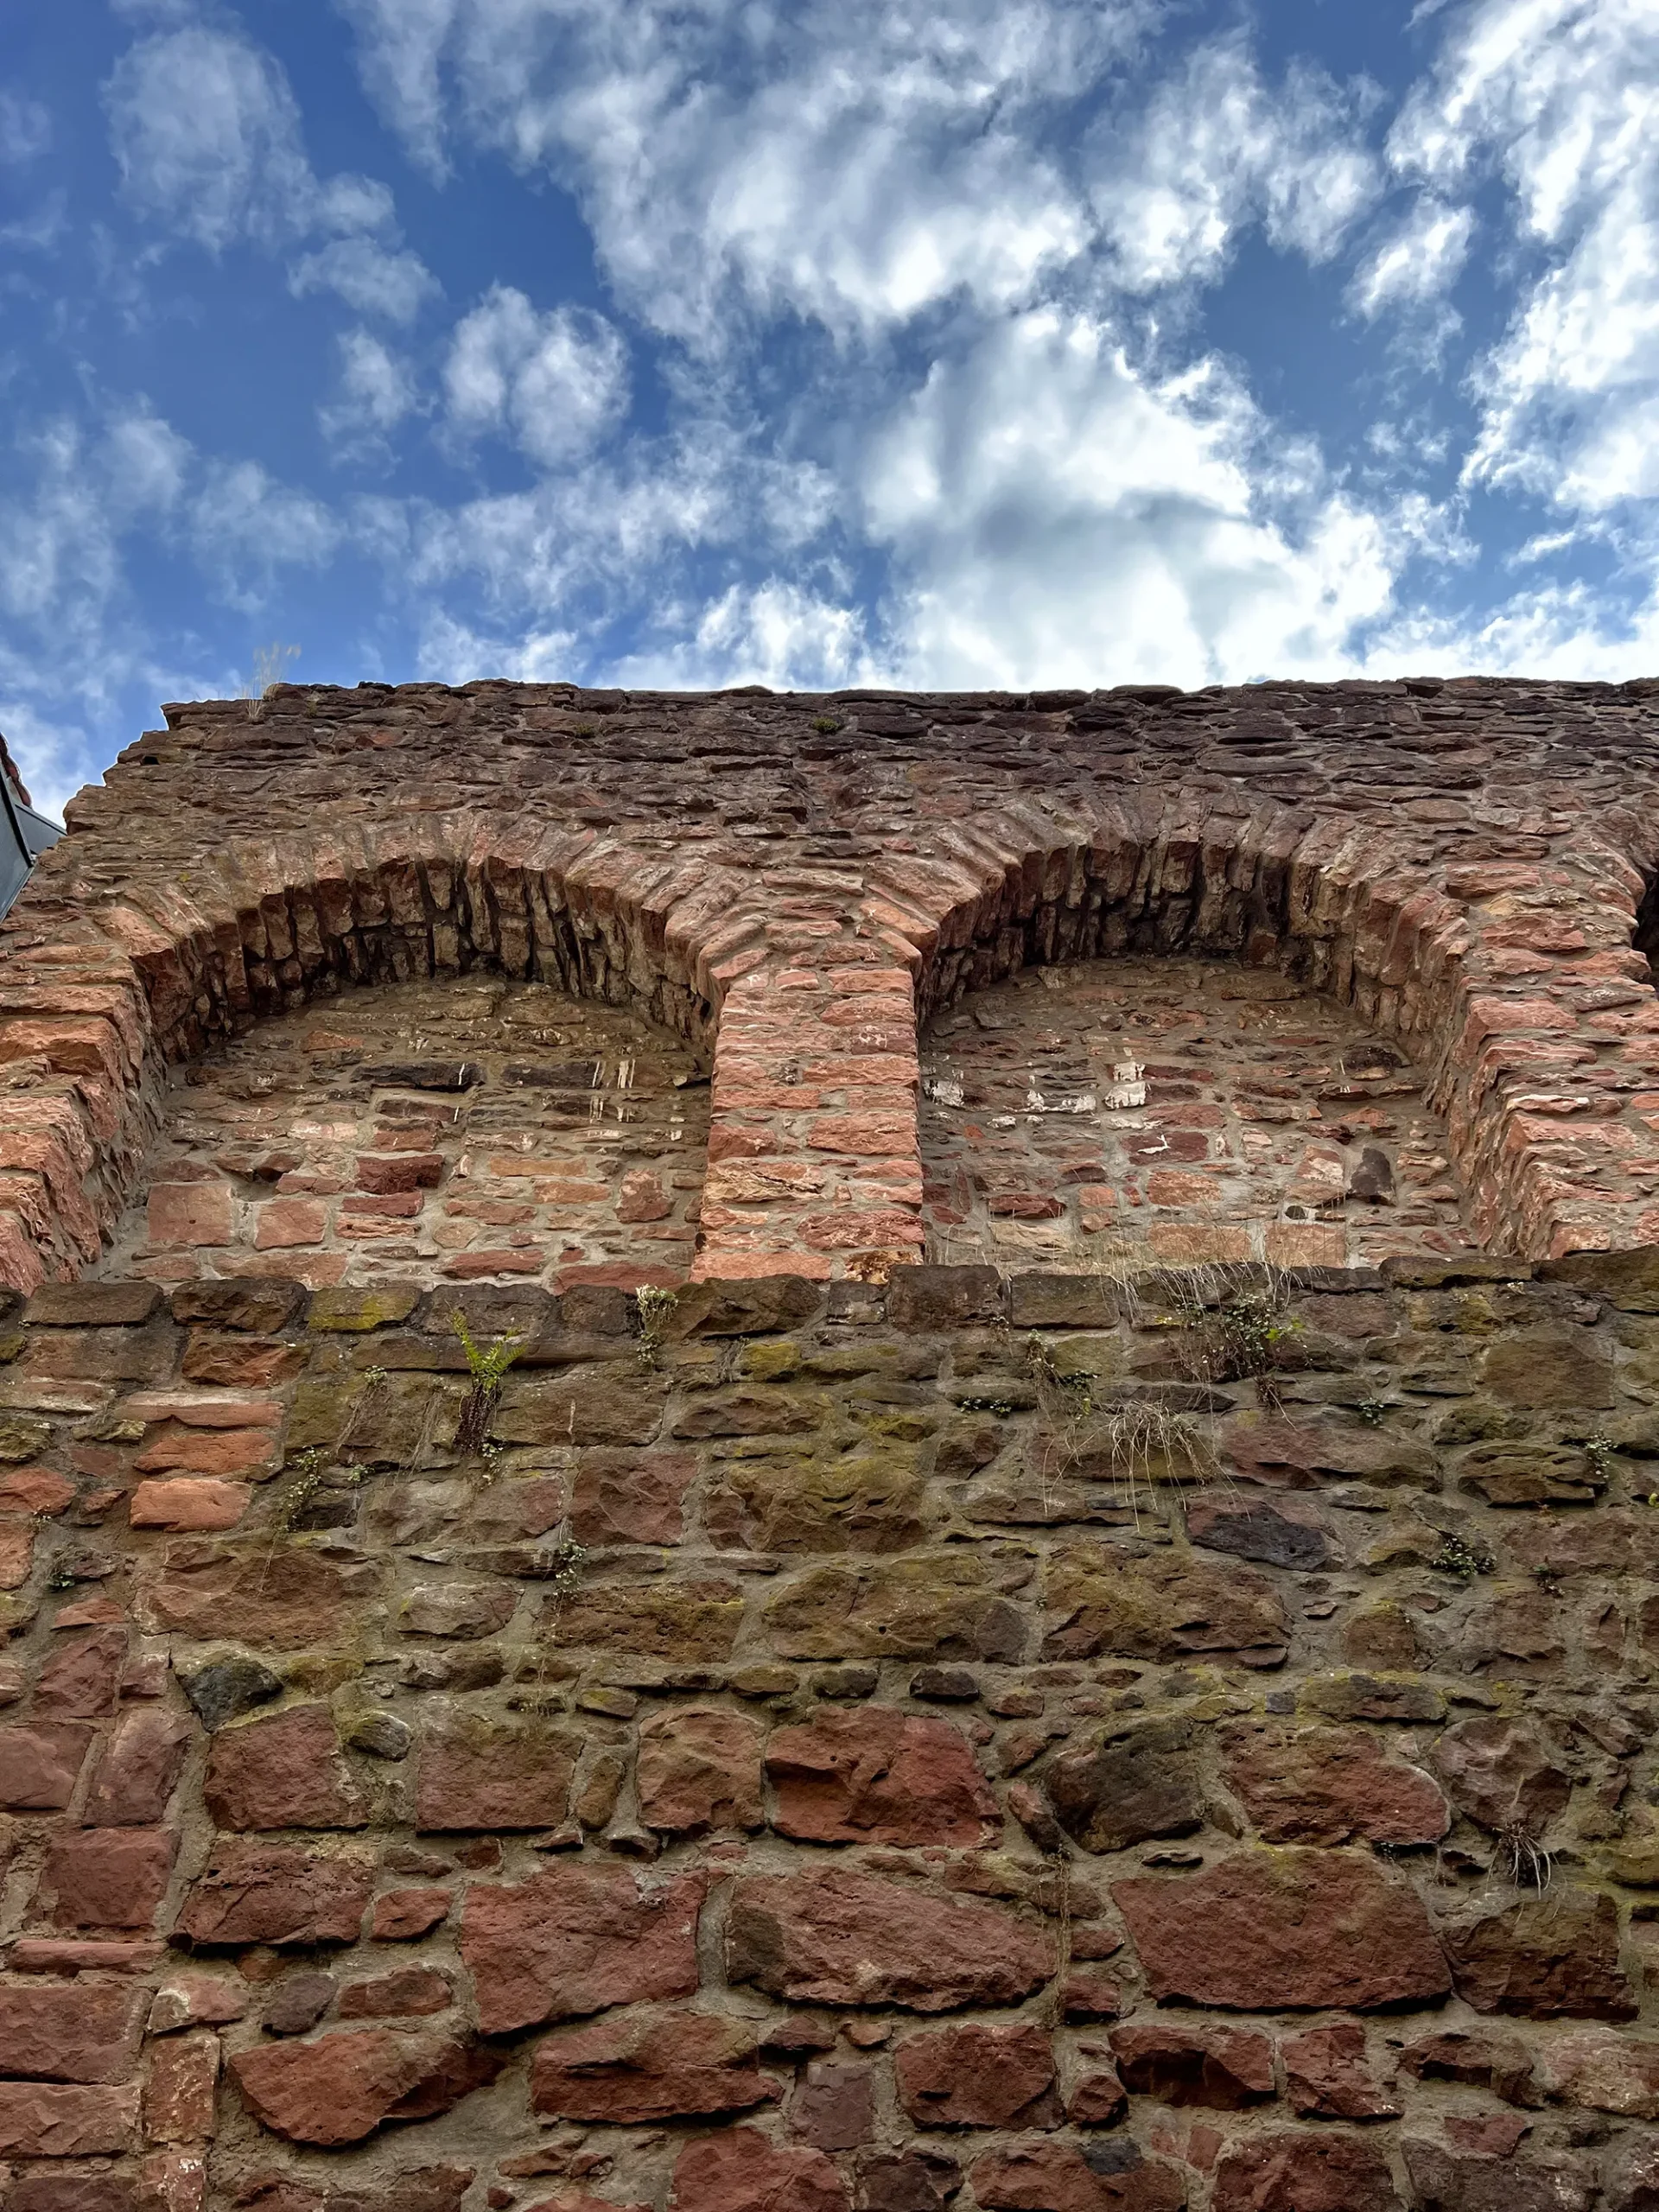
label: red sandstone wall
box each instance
[3,677,1659,1288]
[919,961,1475,1269]
[2,1256,1659,2212]
[92,980,709,1294]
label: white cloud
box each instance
[189,461,341,601]
[1089,41,1380,293]
[105,26,315,252]
[104,24,436,318]
[1349,197,1475,316]
[443,286,628,467]
[340,0,1142,342]
[611,582,880,692]
[862,308,1399,689]
[321,328,421,447]
[289,237,440,324]
[418,608,576,683]
[1392,0,1659,511]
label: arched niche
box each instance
[918,956,1478,1268]
[92,972,710,1292]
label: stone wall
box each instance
[92,979,709,1294]
[919,961,1475,1270]
[5,1253,1659,2212]
[7,677,1659,1289]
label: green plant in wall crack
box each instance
[268,1447,370,1539]
[452,1313,523,1454]
[633,1285,677,1370]
[1429,1531,1496,1581]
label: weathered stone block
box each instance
[725,1867,1053,2011]
[1114,1849,1449,2011]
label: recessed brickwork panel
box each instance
[92,977,709,1294]
[0,1257,1656,2210]
[921,960,1476,1269]
[5,677,1659,1287]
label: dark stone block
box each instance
[665,1277,823,1337]
[1379,1256,1534,1288]
[910,1666,979,1701]
[181,1657,285,1732]
[1541,1244,1659,1313]
[1007,1274,1123,1329]
[412,1286,559,1340]
[886,1267,1006,1331]
[558,1285,636,1336]
[169,1278,308,1332]
[354,1061,484,1092]
[24,1282,161,1327]
[306,1287,423,1332]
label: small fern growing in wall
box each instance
[452,1313,522,1454]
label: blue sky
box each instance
[3,0,1657,817]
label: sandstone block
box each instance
[1444,1887,1637,2019]
[129,1478,251,1532]
[337,1969,452,2018]
[460,1865,706,2033]
[1543,2029,1659,2117]
[668,2127,849,2212]
[1211,2131,1402,2212]
[41,1826,175,1929]
[569,1447,696,1545]
[1281,2022,1397,2118]
[1480,1328,1614,1408]
[791,2060,874,2152]
[230,2030,500,2145]
[1402,2139,1596,2212]
[371,1887,452,1941]
[175,1842,372,1947]
[1185,1491,1332,1570]
[530,2005,779,2123]
[1041,1544,1287,1665]
[147,1184,233,1249]
[170,1277,307,1331]
[766,1705,996,1846]
[0,1982,143,2081]
[1107,2023,1274,2110]
[1219,1722,1449,1846]
[0,1721,93,1808]
[1113,1848,1449,2011]
[969,2139,1185,2212]
[34,1630,126,1717]
[1044,1717,1204,1853]
[894,2023,1060,2129]
[398,1581,517,1638]
[725,1867,1053,2011]
[549,1576,745,1660]
[494,1370,665,1446]
[143,1544,376,1649]
[638,1707,764,1834]
[764,1554,1026,1662]
[26,1283,160,1327]
[0,2082,139,2157]
[707,1448,929,1554]
[204,1706,367,1832]
[415,1713,580,1831]
[143,2030,219,2142]
[1433,1713,1571,1834]
[852,2150,962,2210]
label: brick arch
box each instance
[842,792,1659,1266]
[0,815,769,1290]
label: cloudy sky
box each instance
[3,0,1657,814]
